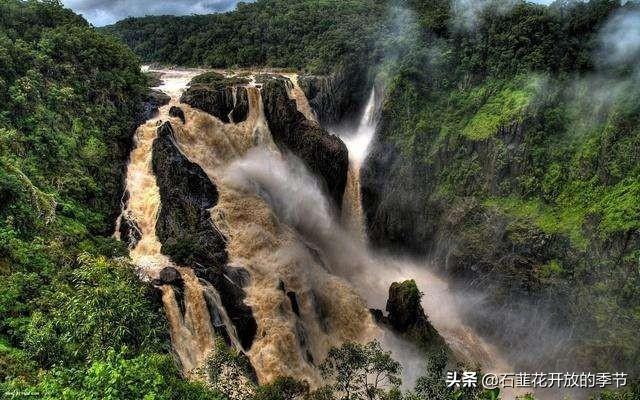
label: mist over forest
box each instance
[1,1,639,399]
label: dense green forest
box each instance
[2,0,640,398]
[103,0,387,74]
[363,0,640,385]
[0,0,223,397]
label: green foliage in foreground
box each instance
[2,350,223,400]
[0,1,225,398]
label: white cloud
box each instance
[61,0,251,26]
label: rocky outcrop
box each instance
[199,265,256,350]
[118,212,142,248]
[180,73,249,123]
[152,121,227,267]
[372,280,447,354]
[169,106,185,123]
[152,121,257,350]
[180,84,235,122]
[298,65,371,127]
[231,86,249,123]
[159,266,183,285]
[140,89,170,122]
[260,75,349,209]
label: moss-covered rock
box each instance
[180,72,250,123]
[151,121,257,350]
[384,280,447,353]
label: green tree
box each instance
[254,376,310,400]
[319,341,402,400]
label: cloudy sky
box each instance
[61,0,251,26]
[62,0,556,27]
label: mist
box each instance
[222,146,581,399]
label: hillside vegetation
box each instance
[0,1,223,397]
[362,0,640,380]
[103,0,387,74]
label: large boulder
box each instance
[260,75,349,209]
[154,266,186,316]
[181,84,235,123]
[384,280,447,353]
[231,86,249,123]
[151,121,257,350]
[169,106,186,124]
[140,89,170,122]
[180,72,250,123]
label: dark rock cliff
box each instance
[372,280,448,354]
[180,83,249,123]
[151,121,257,350]
[152,121,226,267]
[260,75,349,209]
[298,64,372,127]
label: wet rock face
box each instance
[140,89,171,122]
[159,266,183,285]
[298,65,370,127]
[119,212,142,248]
[151,121,257,350]
[386,280,424,332]
[231,86,249,123]
[152,121,226,267]
[181,84,235,122]
[260,76,349,209]
[200,265,257,350]
[169,106,186,124]
[384,280,447,353]
[180,83,248,123]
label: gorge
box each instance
[2,1,639,399]
[117,67,526,395]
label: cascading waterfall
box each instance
[168,94,376,385]
[336,89,380,240]
[119,68,241,379]
[119,67,519,394]
[119,68,377,386]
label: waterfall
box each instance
[339,88,380,166]
[168,93,376,385]
[118,68,235,378]
[336,88,381,239]
[119,68,519,396]
[119,68,377,387]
